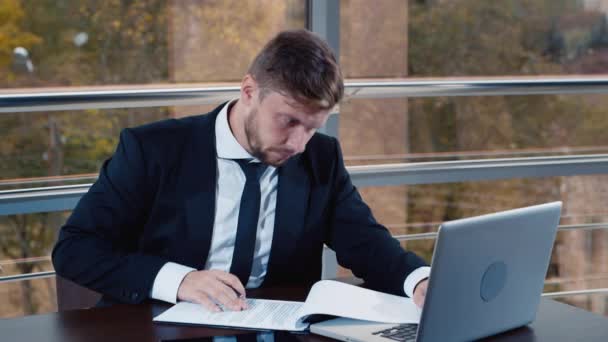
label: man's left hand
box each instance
[412,279,428,308]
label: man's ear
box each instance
[240,74,257,106]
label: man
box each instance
[52,29,429,313]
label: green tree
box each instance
[0,0,170,317]
[407,1,608,309]
[0,0,305,317]
[0,0,41,83]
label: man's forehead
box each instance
[281,102,329,123]
[280,96,330,118]
[263,90,327,113]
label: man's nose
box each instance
[286,128,311,153]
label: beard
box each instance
[244,108,265,161]
[244,108,292,167]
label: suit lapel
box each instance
[266,154,311,277]
[180,105,314,273]
[183,111,220,269]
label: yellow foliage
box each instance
[0,0,24,23]
[0,0,42,75]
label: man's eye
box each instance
[282,116,298,127]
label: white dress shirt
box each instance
[151,100,429,304]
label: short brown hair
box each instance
[248,29,344,110]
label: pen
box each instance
[226,284,248,309]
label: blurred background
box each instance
[1,0,607,318]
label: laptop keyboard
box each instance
[372,323,418,342]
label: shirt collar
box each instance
[215,99,258,161]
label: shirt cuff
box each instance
[403,266,431,298]
[150,262,196,304]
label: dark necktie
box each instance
[230,159,267,286]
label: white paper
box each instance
[153,280,420,331]
[299,280,421,324]
[153,298,308,331]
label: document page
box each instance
[298,280,421,324]
[154,280,420,331]
[153,298,308,331]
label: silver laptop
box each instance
[311,202,562,342]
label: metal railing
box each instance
[3,77,608,113]
[2,144,608,188]
[1,269,607,299]
[0,272,56,283]
[2,77,608,299]
[3,154,608,216]
[2,222,608,298]
[542,288,608,298]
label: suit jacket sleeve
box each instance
[52,128,168,304]
[326,139,428,296]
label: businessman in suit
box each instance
[52,29,429,312]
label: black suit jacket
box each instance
[52,104,427,305]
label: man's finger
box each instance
[205,275,248,310]
[414,294,424,308]
[209,283,243,311]
[190,292,222,313]
[412,281,427,308]
[214,271,246,297]
[219,283,248,310]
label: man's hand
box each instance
[177,270,247,312]
[412,279,428,309]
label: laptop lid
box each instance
[416,201,562,341]
[310,202,562,342]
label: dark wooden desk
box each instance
[2,283,608,342]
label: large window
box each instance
[0,0,306,318]
[337,0,608,316]
[1,0,607,318]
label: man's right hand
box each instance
[177,270,247,312]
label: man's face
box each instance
[244,90,331,167]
